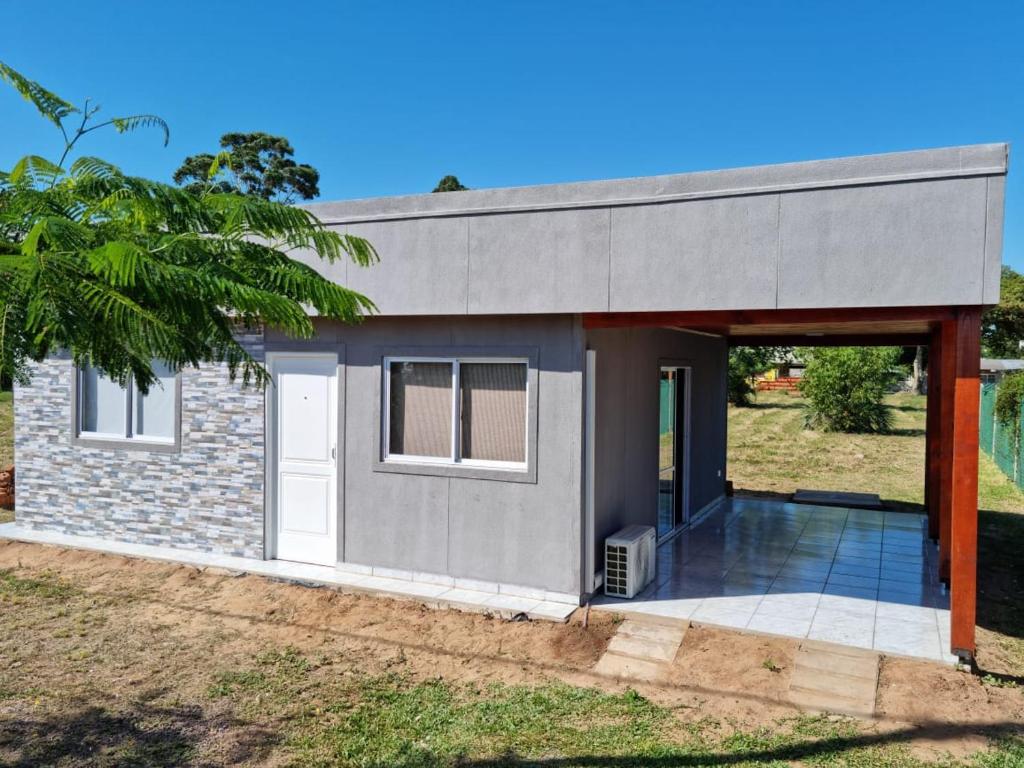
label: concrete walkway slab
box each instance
[793,490,883,510]
[592,613,882,719]
[593,619,687,682]
[592,653,668,683]
[787,642,880,717]
[608,632,680,663]
[0,523,576,623]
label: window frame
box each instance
[382,356,529,471]
[71,363,182,453]
[373,346,539,484]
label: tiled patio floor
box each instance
[592,498,956,664]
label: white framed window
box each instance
[76,361,178,445]
[383,357,528,470]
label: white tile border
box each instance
[453,577,500,594]
[0,524,577,623]
[335,563,579,605]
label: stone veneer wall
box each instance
[13,330,266,558]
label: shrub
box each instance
[727,347,790,406]
[995,372,1024,444]
[799,347,904,433]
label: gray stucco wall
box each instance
[266,315,587,595]
[587,327,728,570]
[13,316,730,598]
[14,316,586,594]
[14,330,266,557]
[302,144,1007,315]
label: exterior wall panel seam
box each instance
[774,193,782,309]
[982,177,990,305]
[465,219,471,315]
[605,208,612,312]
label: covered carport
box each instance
[586,305,981,660]
[581,143,1006,662]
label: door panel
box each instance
[657,366,689,538]
[272,354,338,566]
[280,370,333,463]
[279,475,331,535]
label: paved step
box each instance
[793,489,883,510]
[787,686,877,717]
[790,665,878,701]
[593,653,670,682]
[787,642,880,717]
[617,621,688,645]
[593,619,687,683]
[795,643,882,680]
[607,632,680,662]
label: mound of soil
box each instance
[2,539,1023,763]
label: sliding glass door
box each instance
[657,366,689,538]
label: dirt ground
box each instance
[2,540,1022,765]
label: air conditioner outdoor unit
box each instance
[604,525,657,599]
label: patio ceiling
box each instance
[582,306,955,346]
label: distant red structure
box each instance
[756,377,801,392]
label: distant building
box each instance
[980,358,1024,385]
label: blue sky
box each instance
[4,1,1023,268]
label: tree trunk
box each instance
[912,345,925,394]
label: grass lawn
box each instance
[729,391,932,506]
[2,547,1023,767]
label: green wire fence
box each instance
[980,381,1024,488]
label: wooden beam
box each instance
[938,318,957,582]
[925,327,941,540]
[583,306,960,330]
[950,306,982,660]
[727,334,930,348]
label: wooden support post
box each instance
[938,318,957,582]
[950,307,981,660]
[925,327,941,540]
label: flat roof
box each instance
[981,358,1024,371]
[305,144,1007,224]
[294,144,1008,316]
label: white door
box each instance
[271,353,338,566]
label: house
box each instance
[980,358,1024,384]
[8,144,1006,662]
[755,353,806,392]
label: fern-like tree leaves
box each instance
[0,159,376,390]
[0,62,377,390]
[0,63,78,127]
[108,114,170,147]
